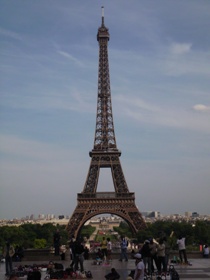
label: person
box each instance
[149,238,158,273]
[53,229,61,256]
[177,235,188,264]
[119,236,128,262]
[3,240,15,276]
[133,253,145,280]
[101,236,108,260]
[156,239,166,273]
[162,236,170,270]
[74,237,85,272]
[107,237,112,261]
[140,240,151,275]
[27,270,41,280]
[105,267,120,280]
[95,248,103,264]
[84,246,90,260]
[69,235,76,268]
[203,245,209,258]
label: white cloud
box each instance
[0,134,78,161]
[115,95,210,132]
[0,27,22,41]
[193,104,210,112]
[170,42,192,55]
[57,50,84,67]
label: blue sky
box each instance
[0,1,210,220]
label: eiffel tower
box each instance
[66,7,146,238]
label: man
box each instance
[53,229,61,256]
[140,239,151,274]
[119,235,128,262]
[134,253,145,280]
[177,235,188,264]
[3,240,15,276]
[74,237,85,272]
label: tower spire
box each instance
[101,6,104,26]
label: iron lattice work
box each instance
[66,8,146,238]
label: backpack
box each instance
[169,265,180,280]
[85,270,93,278]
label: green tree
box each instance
[34,238,47,248]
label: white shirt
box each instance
[107,241,112,250]
[177,238,186,250]
[134,260,145,280]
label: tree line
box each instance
[0,220,209,252]
[114,220,210,250]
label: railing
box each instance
[77,192,135,199]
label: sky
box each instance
[0,1,210,220]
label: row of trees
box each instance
[0,224,68,250]
[114,220,210,250]
[0,220,209,252]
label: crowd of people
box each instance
[1,230,209,280]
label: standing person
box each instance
[3,240,15,276]
[101,236,108,261]
[177,235,188,264]
[163,236,170,270]
[74,237,85,272]
[133,253,145,280]
[107,237,112,261]
[84,246,90,260]
[140,240,151,275]
[53,229,61,256]
[203,245,209,258]
[69,236,76,268]
[149,238,158,273]
[157,239,166,274]
[119,235,128,262]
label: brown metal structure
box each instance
[66,7,146,238]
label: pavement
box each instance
[0,258,210,280]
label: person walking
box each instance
[119,235,128,262]
[133,253,145,280]
[3,240,15,276]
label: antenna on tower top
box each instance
[101,6,104,26]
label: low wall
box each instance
[22,249,203,262]
[23,249,60,261]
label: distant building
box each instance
[142,211,160,218]
[185,212,192,217]
[192,212,199,218]
[58,215,65,219]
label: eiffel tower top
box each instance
[92,7,119,154]
[97,6,110,41]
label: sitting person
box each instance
[27,270,41,280]
[105,267,120,280]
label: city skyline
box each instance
[0,1,210,220]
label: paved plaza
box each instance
[0,258,210,280]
